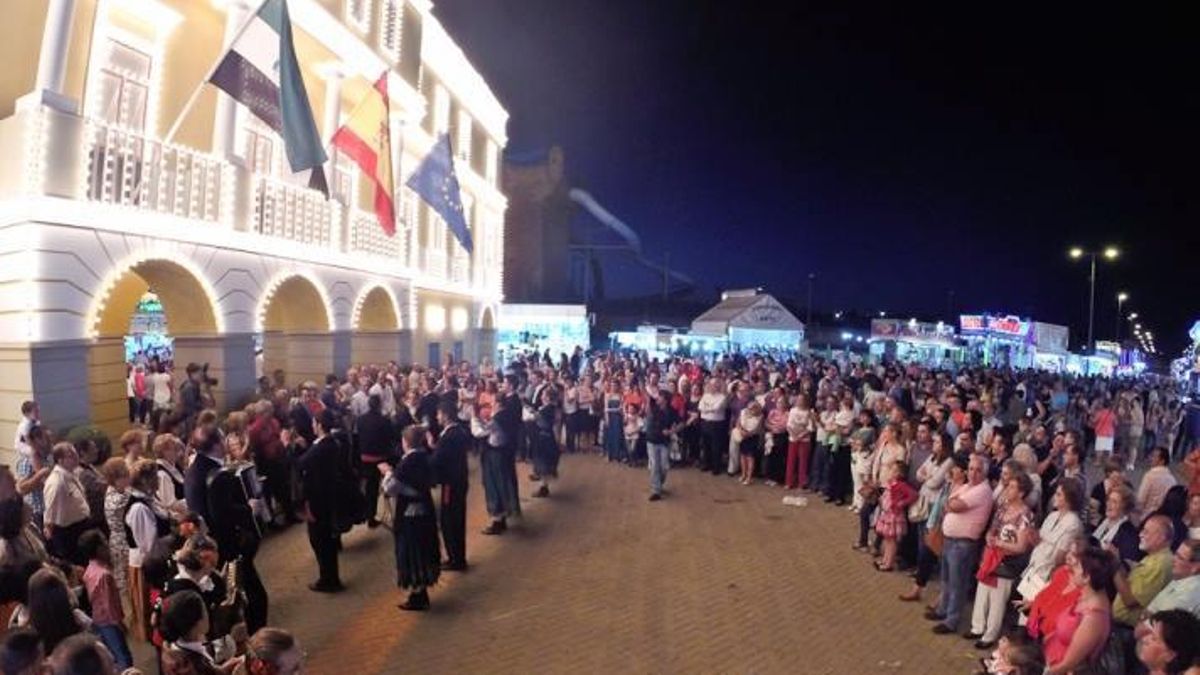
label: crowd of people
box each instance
[5,345,1200,674]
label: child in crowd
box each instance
[79,529,134,670]
[623,403,644,465]
[849,410,876,513]
[978,630,1045,675]
[874,461,916,572]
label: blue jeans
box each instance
[96,624,133,670]
[808,444,829,491]
[647,442,669,495]
[937,537,979,631]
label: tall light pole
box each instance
[1115,292,1128,343]
[805,273,815,328]
[1069,245,1119,352]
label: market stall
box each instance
[868,318,960,367]
[959,314,1036,369]
[690,289,805,354]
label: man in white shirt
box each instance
[13,400,38,457]
[698,378,728,475]
[1137,447,1178,518]
[1137,539,1200,638]
[43,442,92,565]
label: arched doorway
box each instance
[351,285,403,367]
[89,259,221,439]
[477,305,498,364]
[259,275,333,389]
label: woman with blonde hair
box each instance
[152,433,187,514]
[118,429,147,471]
[125,459,172,641]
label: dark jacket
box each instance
[296,435,342,518]
[644,395,678,445]
[184,453,222,524]
[430,422,471,489]
[495,393,522,447]
[357,410,396,461]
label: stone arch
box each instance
[258,272,332,333]
[479,304,498,330]
[86,257,222,439]
[89,257,222,339]
[352,284,401,331]
[476,304,499,363]
[350,284,405,367]
[257,273,333,388]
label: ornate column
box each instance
[213,0,252,160]
[18,0,79,113]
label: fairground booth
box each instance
[959,314,1036,369]
[690,289,806,354]
[1031,322,1071,372]
[868,319,960,367]
[497,304,591,362]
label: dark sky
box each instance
[432,1,1199,355]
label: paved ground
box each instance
[137,454,991,674]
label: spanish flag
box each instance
[332,73,395,236]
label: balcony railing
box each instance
[423,247,448,279]
[253,175,337,248]
[2,110,500,290]
[349,209,405,261]
[84,120,229,224]
[450,252,470,284]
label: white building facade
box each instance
[0,0,507,456]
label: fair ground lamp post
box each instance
[1068,245,1119,352]
[1115,292,1129,343]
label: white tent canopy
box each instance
[691,291,805,343]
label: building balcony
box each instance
[348,208,405,261]
[0,106,498,291]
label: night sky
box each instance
[432,1,1198,355]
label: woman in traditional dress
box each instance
[381,425,441,611]
[533,387,561,498]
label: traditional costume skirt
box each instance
[534,430,561,478]
[481,445,521,518]
[394,505,441,589]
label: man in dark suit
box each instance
[296,409,346,592]
[357,394,396,528]
[430,401,471,571]
[184,428,224,525]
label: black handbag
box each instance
[994,551,1031,580]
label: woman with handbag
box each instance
[900,431,955,602]
[381,425,441,611]
[968,472,1036,649]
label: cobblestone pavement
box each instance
[138,454,989,674]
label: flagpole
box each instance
[161,0,271,145]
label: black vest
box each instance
[123,494,171,551]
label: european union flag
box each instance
[406,134,472,254]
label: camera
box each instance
[202,362,219,388]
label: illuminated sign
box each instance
[960,314,1031,340]
[986,315,1030,337]
[959,315,986,332]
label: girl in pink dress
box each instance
[874,460,917,571]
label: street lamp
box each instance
[1068,245,1120,352]
[1128,312,1138,321]
[805,273,816,329]
[1115,292,1128,343]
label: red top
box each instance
[83,560,124,626]
[1027,565,1082,641]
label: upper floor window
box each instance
[485,141,499,185]
[379,0,402,63]
[346,0,372,33]
[433,85,450,135]
[94,38,152,132]
[456,110,472,162]
[240,112,282,176]
[333,153,356,205]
